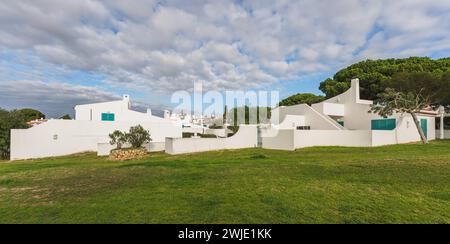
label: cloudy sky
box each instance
[1,0,450,117]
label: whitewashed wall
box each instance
[277,115,306,129]
[75,97,163,123]
[371,130,398,146]
[294,130,373,148]
[10,120,181,160]
[165,125,257,155]
[261,129,295,151]
[272,104,343,130]
[262,128,425,151]
[395,115,436,143]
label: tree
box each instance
[125,125,151,148]
[370,88,430,144]
[0,108,29,159]
[279,93,325,106]
[59,114,72,120]
[222,105,228,125]
[109,125,152,150]
[439,72,450,107]
[16,108,45,121]
[384,72,449,107]
[229,106,272,125]
[319,57,450,100]
[109,130,126,149]
[370,72,447,144]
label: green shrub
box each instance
[109,130,126,149]
[109,125,151,150]
[126,125,151,149]
[0,108,29,160]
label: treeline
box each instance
[280,57,450,106]
[0,108,45,159]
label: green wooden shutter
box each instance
[371,119,396,130]
[101,113,115,121]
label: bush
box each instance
[108,125,151,150]
[0,108,29,160]
[209,124,223,129]
[109,130,126,149]
[126,125,151,148]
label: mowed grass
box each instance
[1,141,450,223]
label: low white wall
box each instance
[371,130,397,146]
[261,129,295,151]
[97,142,166,156]
[165,125,257,155]
[11,120,181,160]
[262,129,401,151]
[294,130,373,148]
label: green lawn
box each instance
[1,141,450,224]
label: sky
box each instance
[1,0,450,118]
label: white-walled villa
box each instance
[10,79,450,160]
[10,95,182,160]
[261,79,440,151]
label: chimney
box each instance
[164,110,171,119]
[147,108,152,116]
[351,78,360,102]
[123,94,130,101]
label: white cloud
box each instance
[0,80,166,117]
[0,0,450,105]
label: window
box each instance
[296,126,311,130]
[371,119,396,130]
[101,113,115,121]
[337,121,344,127]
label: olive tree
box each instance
[126,125,151,148]
[370,88,431,144]
[109,130,126,149]
[370,72,448,144]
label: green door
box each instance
[420,118,428,138]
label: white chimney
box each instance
[147,108,152,116]
[123,94,130,101]
[164,110,171,119]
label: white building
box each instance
[10,79,446,159]
[262,79,437,150]
[10,95,182,160]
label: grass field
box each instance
[1,141,450,224]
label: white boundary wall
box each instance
[11,120,181,160]
[294,130,373,148]
[261,129,295,150]
[165,125,257,155]
[262,128,424,151]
